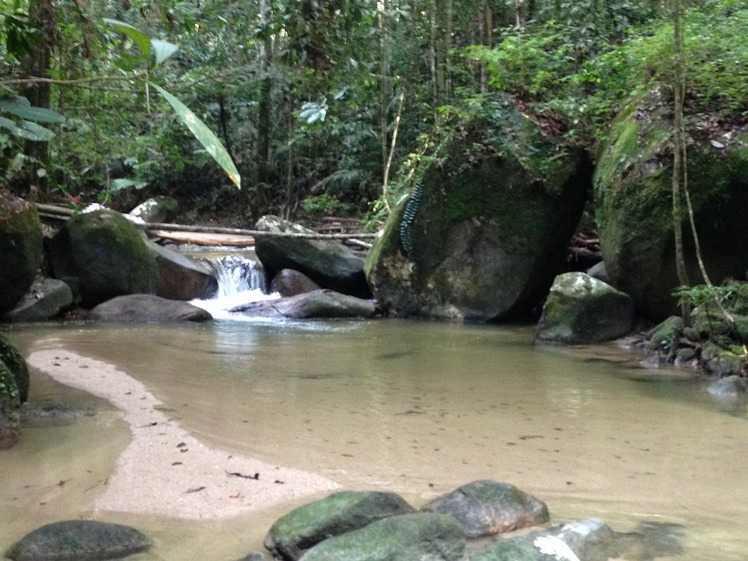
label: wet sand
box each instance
[26,349,340,520]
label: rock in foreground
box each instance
[421,480,549,538]
[265,490,415,561]
[6,520,150,561]
[298,512,465,561]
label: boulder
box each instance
[271,269,321,297]
[6,520,150,561]
[594,90,748,321]
[535,273,635,345]
[701,341,747,378]
[365,94,591,322]
[421,480,549,538]
[231,289,376,319]
[0,333,30,403]
[1,278,73,322]
[89,294,212,323]
[147,241,218,300]
[48,209,160,308]
[254,216,371,298]
[0,360,21,449]
[265,490,416,561]
[466,518,683,561]
[647,316,684,354]
[0,192,43,312]
[128,196,178,223]
[298,512,465,561]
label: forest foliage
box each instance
[1,0,747,225]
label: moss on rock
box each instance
[595,90,748,321]
[0,192,43,312]
[365,95,591,321]
[48,209,160,308]
[0,333,30,403]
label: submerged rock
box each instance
[89,294,212,323]
[231,289,376,319]
[421,480,549,538]
[6,520,150,561]
[535,272,634,345]
[265,490,416,561]
[298,512,465,561]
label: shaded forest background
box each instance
[1,0,747,227]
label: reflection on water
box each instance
[2,319,748,561]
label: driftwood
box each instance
[33,203,377,246]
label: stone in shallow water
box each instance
[421,480,549,538]
[6,520,151,561]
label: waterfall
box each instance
[212,255,268,297]
[191,254,279,320]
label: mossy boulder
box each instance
[48,209,160,308]
[0,333,30,403]
[535,272,634,345]
[0,359,21,449]
[594,90,748,321]
[265,491,416,561]
[365,95,591,321]
[0,192,43,312]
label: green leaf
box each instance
[0,116,55,141]
[0,96,65,123]
[111,178,148,192]
[104,18,151,63]
[150,82,241,189]
[151,39,179,65]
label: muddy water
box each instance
[2,319,748,561]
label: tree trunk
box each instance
[256,0,274,191]
[19,0,55,197]
[671,0,690,321]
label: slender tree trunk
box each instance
[19,0,55,197]
[378,0,391,175]
[671,0,690,320]
[256,0,273,190]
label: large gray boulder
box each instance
[535,272,635,345]
[6,520,150,561]
[298,512,465,561]
[89,294,212,323]
[271,269,321,297]
[265,490,416,561]
[1,278,73,322]
[254,216,371,299]
[594,90,748,321]
[421,480,549,538]
[48,209,160,308]
[147,241,218,300]
[231,289,376,319]
[365,94,591,322]
[128,196,178,223]
[0,192,43,312]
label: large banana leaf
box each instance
[151,83,241,189]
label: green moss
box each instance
[0,333,29,403]
[0,360,19,402]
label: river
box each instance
[2,318,747,560]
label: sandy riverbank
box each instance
[26,349,340,520]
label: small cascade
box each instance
[191,254,279,320]
[212,255,268,297]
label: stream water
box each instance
[1,268,748,559]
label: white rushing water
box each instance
[191,254,280,320]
